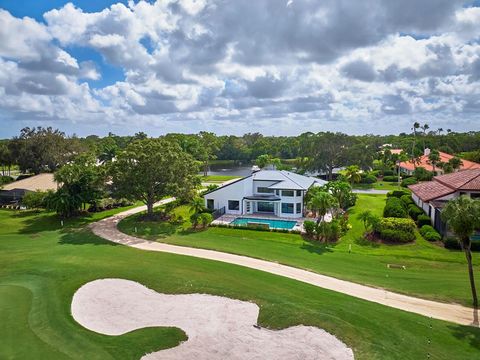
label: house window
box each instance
[296,203,302,214]
[282,190,294,197]
[257,202,274,213]
[282,203,294,214]
[228,200,240,211]
[257,187,274,193]
[206,199,214,210]
[296,190,302,197]
[275,190,280,196]
[471,193,480,199]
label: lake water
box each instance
[207,162,253,177]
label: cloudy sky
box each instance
[1,0,480,137]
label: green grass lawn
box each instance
[1,208,480,359]
[353,181,403,191]
[118,195,479,307]
[199,175,240,183]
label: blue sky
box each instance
[0,0,480,137]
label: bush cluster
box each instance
[419,225,441,242]
[401,177,418,187]
[383,197,408,218]
[212,222,301,234]
[387,190,410,198]
[375,217,416,243]
[382,175,398,182]
[400,194,414,206]
[360,174,377,184]
[408,204,424,220]
[417,214,431,227]
[88,198,133,212]
[0,175,14,185]
[382,170,394,177]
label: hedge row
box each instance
[375,217,416,243]
[383,197,408,218]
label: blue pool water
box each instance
[230,217,297,230]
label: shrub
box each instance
[377,217,417,234]
[368,170,380,177]
[379,229,414,243]
[303,220,316,237]
[401,177,418,187]
[383,197,408,218]
[443,237,461,250]
[382,175,398,182]
[190,213,200,228]
[419,225,435,236]
[417,214,431,227]
[419,225,441,241]
[21,191,48,209]
[408,204,424,221]
[361,174,377,184]
[400,194,414,207]
[413,167,434,181]
[382,170,394,177]
[387,190,410,198]
[199,212,213,228]
[0,175,14,185]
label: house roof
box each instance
[409,169,480,202]
[408,181,455,202]
[399,151,480,172]
[1,173,57,192]
[253,170,327,190]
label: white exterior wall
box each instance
[204,177,253,215]
[204,177,306,218]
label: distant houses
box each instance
[409,169,480,234]
[0,174,57,204]
[399,149,480,175]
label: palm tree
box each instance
[428,150,440,175]
[344,165,361,185]
[307,191,337,224]
[437,128,444,136]
[411,122,420,164]
[421,123,429,151]
[189,197,205,215]
[357,210,372,231]
[441,196,480,308]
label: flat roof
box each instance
[2,173,57,192]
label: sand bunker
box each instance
[72,279,354,359]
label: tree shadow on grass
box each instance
[448,309,480,350]
[300,240,334,255]
[354,235,380,248]
[58,229,120,246]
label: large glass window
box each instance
[282,190,294,197]
[296,190,302,197]
[282,203,294,214]
[257,202,274,213]
[257,187,274,193]
[296,202,302,214]
[228,200,240,211]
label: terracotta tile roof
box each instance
[408,181,455,202]
[434,169,480,190]
[409,169,480,202]
[399,151,480,172]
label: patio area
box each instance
[213,213,311,232]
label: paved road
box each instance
[90,200,479,327]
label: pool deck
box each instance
[213,213,309,232]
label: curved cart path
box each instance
[90,199,479,328]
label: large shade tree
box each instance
[441,196,480,308]
[111,139,199,218]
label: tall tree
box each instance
[421,123,430,151]
[111,139,199,218]
[343,165,361,185]
[307,132,350,180]
[428,150,441,175]
[197,132,219,177]
[441,196,480,308]
[448,157,463,172]
[307,191,337,224]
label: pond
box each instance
[205,161,253,177]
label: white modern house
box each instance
[204,170,327,219]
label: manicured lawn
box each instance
[119,195,479,307]
[1,209,480,359]
[353,181,403,191]
[199,175,240,183]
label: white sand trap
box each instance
[72,279,354,360]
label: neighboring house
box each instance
[0,174,57,204]
[409,169,480,234]
[204,170,327,218]
[399,149,480,175]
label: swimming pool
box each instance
[230,217,297,230]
